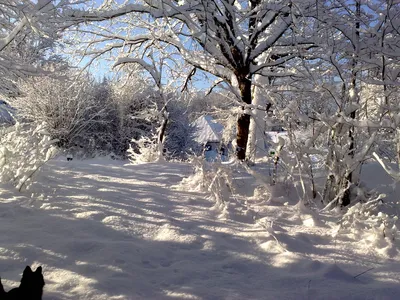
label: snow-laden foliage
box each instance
[0,122,57,191]
[100,69,163,157]
[127,134,160,164]
[339,196,399,252]
[60,0,400,207]
[10,75,112,156]
[0,0,78,96]
[163,99,198,160]
[68,0,319,159]
[125,90,165,164]
[175,156,208,192]
[176,156,234,208]
[261,0,400,205]
[127,100,198,163]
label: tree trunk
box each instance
[246,75,268,163]
[396,129,400,170]
[340,0,361,207]
[236,74,252,160]
[157,108,168,161]
[246,114,257,164]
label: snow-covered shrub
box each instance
[108,75,163,157]
[176,156,234,208]
[164,100,198,161]
[208,163,234,208]
[339,196,399,250]
[0,122,58,191]
[127,134,160,164]
[10,74,113,155]
[174,155,207,191]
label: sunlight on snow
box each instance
[152,223,199,244]
[163,289,201,299]
[75,261,124,273]
[271,253,302,269]
[0,247,23,261]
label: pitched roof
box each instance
[193,115,223,144]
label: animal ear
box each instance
[0,277,5,294]
[23,266,33,275]
[35,266,42,274]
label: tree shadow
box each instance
[0,159,399,299]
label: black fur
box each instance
[0,266,45,300]
[0,278,6,297]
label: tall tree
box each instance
[68,0,315,160]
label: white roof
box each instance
[193,115,223,144]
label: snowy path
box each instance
[1,159,400,299]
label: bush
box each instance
[127,134,161,164]
[10,75,113,155]
[0,122,58,191]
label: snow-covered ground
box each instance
[1,158,400,299]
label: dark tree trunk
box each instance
[159,114,168,144]
[236,73,252,160]
[157,107,168,158]
[340,0,361,207]
[158,109,168,144]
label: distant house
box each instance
[192,115,227,161]
[0,100,15,126]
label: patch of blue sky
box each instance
[61,0,224,91]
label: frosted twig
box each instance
[353,267,374,279]
[257,221,289,253]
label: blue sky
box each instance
[68,0,233,91]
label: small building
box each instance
[192,115,227,161]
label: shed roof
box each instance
[193,115,223,144]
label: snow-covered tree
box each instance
[247,0,400,206]
[109,71,162,156]
[109,37,199,161]
[163,96,197,160]
[0,0,77,96]
[67,0,317,160]
[59,0,400,208]
[313,0,400,206]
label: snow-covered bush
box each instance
[176,156,234,208]
[163,99,198,161]
[127,134,160,164]
[174,156,207,191]
[107,74,163,156]
[10,75,112,154]
[125,89,200,163]
[0,122,58,191]
[208,163,234,208]
[339,196,399,250]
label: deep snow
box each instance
[0,158,400,299]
